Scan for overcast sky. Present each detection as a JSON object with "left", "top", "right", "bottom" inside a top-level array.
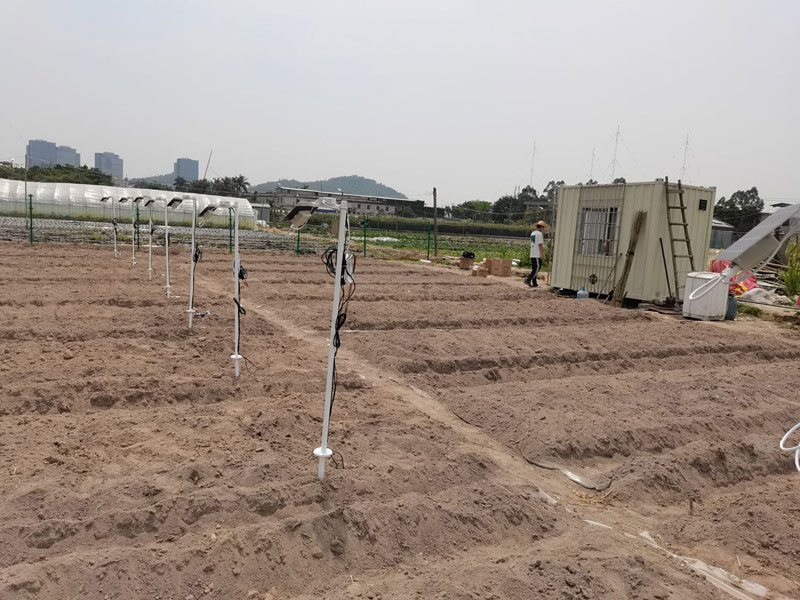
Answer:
[{"left": 2, "top": 0, "right": 798, "bottom": 206}]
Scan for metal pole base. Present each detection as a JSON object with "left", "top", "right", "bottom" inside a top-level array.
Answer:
[
  {"left": 148, "top": 269, "right": 153, "bottom": 281},
  {"left": 231, "top": 353, "right": 242, "bottom": 377},
  {"left": 313, "top": 446, "right": 333, "bottom": 480},
  {"left": 165, "top": 285, "right": 171, "bottom": 298},
  {"left": 187, "top": 308, "right": 195, "bottom": 329}
]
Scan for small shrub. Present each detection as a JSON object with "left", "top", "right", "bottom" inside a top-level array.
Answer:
[
  {"left": 783, "top": 262, "right": 800, "bottom": 297},
  {"left": 738, "top": 304, "right": 762, "bottom": 317}
]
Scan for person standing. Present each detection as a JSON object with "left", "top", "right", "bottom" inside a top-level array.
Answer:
[{"left": 524, "top": 220, "right": 548, "bottom": 287}]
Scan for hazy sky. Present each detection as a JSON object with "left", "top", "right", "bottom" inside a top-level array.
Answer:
[{"left": 2, "top": 0, "right": 798, "bottom": 206}]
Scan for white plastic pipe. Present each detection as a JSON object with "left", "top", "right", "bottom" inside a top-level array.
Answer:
[
  {"left": 780, "top": 422, "right": 800, "bottom": 472},
  {"left": 112, "top": 200, "right": 118, "bottom": 257},
  {"left": 131, "top": 203, "right": 137, "bottom": 267},
  {"left": 315, "top": 199, "right": 348, "bottom": 481},
  {"left": 148, "top": 208, "right": 153, "bottom": 281},
  {"left": 231, "top": 203, "right": 242, "bottom": 377},
  {"left": 164, "top": 202, "right": 172, "bottom": 297},
  {"left": 187, "top": 198, "right": 197, "bottom": 329}
]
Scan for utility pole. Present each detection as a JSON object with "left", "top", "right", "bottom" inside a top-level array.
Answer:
[
  {"left": 433, "top": 187, "right": 438, "bottom": 258},
  {"left": 529, "top": 141, "right": 536, "bottom": 188},
  {"left": 611, "top": 125, "right": 620, "bottom": 180},
  {"left": 680, "top": 134, "right": 689, "bottom": 181}
]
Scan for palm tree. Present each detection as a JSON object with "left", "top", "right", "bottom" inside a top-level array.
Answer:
[{"left": 233, "top": 174, "right": 249, "bottom": 194}]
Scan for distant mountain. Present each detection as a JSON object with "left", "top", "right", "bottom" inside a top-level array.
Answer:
[{"left": 252, "top": 175, "right": 406, "bottom": 198}]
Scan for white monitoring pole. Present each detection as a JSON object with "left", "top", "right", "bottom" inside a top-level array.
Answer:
[
  {"left": 164, "top": 198, "right": 183, "bottom": 297},
  {"left": 112, "top": 198, "right": 118, "bottom": 256},
  {"left": 187, "top": 198, "right": 198, "bottom": 328},
  {"left": 146, "top": 199, "right": 154, "bottom": 280},
  {"left": 231, "top": 202, "right": 243, "bottom": 377},
  {"left": 131, "top": 200, "right": 137, "bottom": 266},
  {"left": 314, "top": 199, "right": 349, "bottom": 481}
]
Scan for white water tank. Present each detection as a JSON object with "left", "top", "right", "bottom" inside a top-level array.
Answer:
[{"left": 682, "top": 272, "right": 728, "bottom": 320}]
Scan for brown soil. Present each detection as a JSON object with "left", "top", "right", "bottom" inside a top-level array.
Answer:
[{"left": 1, "top": 243, "right": 798, "bottom": 599}]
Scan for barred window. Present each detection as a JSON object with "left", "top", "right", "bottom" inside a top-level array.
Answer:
[{"left": 579, "top": 207, "right": 618, "bottom": 256}]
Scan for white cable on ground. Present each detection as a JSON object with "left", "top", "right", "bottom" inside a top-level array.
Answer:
[{"left": 780, "top": 423, "right": 800, "bottom": 472}]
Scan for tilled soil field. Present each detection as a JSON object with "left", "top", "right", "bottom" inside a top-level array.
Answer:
[{"left": 1, "top": 242, "right": 799, "bottom": 599}]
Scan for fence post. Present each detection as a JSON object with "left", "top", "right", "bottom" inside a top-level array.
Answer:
[
  {"left": 296, "top": 229, "right": 301, "bottom": 255},
  {"left": 426, "top": 221, "right": 431, "bottom": 260},
  {"left": 228, "top": 207, "right": 233, "bottom": 253},
  {"left": 136, "top": 205, "right": 140, "bottom": 249},
  {"left": 28, "top": 194, "right": 33, "bottom": 246},
  {"left": 362, "top": 218, "right": 367, "bottom": 257}
]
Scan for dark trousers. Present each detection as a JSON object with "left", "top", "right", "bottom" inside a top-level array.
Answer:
[{"left": 525, "top": 258, "right": 541, "bottom": 286}]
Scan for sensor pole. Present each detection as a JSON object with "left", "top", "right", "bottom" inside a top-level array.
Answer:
[
  {"left": 231, "top": 202, "right": 243, "bottom": 377},
  {"left": 164, "top": 202, "right": 172, "bottom": 297},
  {"left": 112, "top": 199, "right": 119, "bottom": 257},
  {"left": 148, "top": 207, "right": 153, "bottom": 281},
  {"left": 187, "top": 198, "right": 197, "bottom": 328},
  {"left": 315, "top": 199, "right": 348, "bottom": 481},
  {"left": 131, "top": 202, "right": 137, "bottom": 267}
]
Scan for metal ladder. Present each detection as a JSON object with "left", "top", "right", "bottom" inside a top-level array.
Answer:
[{"left": 664, "top": 176, "right": 696, "bottom": 303}]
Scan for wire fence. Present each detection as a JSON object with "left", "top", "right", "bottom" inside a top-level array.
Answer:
[{"left": 0, "top": 194, "right": 553, "bottom": 270}]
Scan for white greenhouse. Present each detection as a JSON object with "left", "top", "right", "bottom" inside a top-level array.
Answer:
[{"left": 0, "top": 178, "right": 256, "bottom": 229}]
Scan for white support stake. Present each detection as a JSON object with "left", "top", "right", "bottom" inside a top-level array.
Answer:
[
  {"left": 112, "top": 200, "right": 119, "bottom": 257},
  {"left": 314, "top": 199, "right": 348, "bottom": 481},
  {"left": 131, "top": 203, "right": 137, "bottom": 266},
  {"left": 230, "top": 203, "right": 242, "bottom": 377},
  {"left": 164, "top": 202, "right": 171, "bottom": 297},
  {"left": 187, "top": 198, "right": 197, "bottom": 329},
  {"left": 148, "top": 208, "right": 153, "bottom": 281}
]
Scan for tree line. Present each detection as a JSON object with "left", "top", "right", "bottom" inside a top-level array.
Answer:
[
  {"left": 132, "top": 175, "right": 250, "bottom": 196},
  {"left": 0, "top": 163, "right": 113, "bottom": 185}
]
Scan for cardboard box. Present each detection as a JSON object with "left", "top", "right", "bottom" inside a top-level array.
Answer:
[
  {"left": 490, "top": 258, "right": 512, "bottom": 277},
  {"left": 475, "top": 267, "right": 489, "bottom": 278},
  {"left": 458, "top": 257, "right": 474, "bottom": 270}
]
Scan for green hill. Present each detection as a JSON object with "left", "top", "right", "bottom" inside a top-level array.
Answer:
[{"left": 252, "top": 175, "right": 406, "bottom": 198}]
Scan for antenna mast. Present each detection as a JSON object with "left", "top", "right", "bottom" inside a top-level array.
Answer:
[
  {"left": 589, "top": 147, "right": 595, "bottom": 181},
  {"left": 529, "top": 142, "right": 536, "bottom": 188},
  {"left": 611, "top": 125, "right": 620, "bottom": 180},
  {"left": 202, "top": 150, "right": 213, "bottom": 180},
  {"left": 680, "top": 134, "right": 689, "bottom": 181}
]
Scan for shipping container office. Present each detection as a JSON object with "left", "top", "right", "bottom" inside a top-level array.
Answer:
[{"left": 550, "top": 180, "right": 716, "bottom": 302}]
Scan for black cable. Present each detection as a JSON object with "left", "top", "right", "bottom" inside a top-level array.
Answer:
[{"left": 320, "top": 229, "right": 357, "bottom": 418}]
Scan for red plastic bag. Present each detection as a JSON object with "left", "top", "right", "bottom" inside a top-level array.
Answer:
[{"left": 709, "top": 259, "right": 759, "bottom": 296}]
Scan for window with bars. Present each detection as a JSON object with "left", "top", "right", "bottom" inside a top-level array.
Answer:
[{"left": 579, "top": 207, "right": 618, "bottom": 256}]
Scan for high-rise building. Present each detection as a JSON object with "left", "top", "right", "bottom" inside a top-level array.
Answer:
[
  {"left": 95, "top": 152, "right": 124, "bottom": 181},
  {"left": 174, "top": 157, "right": 199, "bottom": 182},
  {"left": 26, "top": 139, "right": 57, "bottom": 167},
  {"left": 26, "top": 139, "right": 81, "bottom": 167},
  {"left": 55, "top": 145, "right": 80, "bottom": 167}
]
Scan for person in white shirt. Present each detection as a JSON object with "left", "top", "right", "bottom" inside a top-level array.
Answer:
[{"left": 524, "top": 221, "right": 548, "bottom": 287}]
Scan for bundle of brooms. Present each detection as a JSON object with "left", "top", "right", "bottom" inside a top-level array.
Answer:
[{"left": 612, "top": 210, "right": 647, "bottom": 307}]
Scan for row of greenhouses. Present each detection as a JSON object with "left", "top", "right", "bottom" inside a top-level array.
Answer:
[{"left": 0, "top": 178, "right": 256, "bottom": 229}]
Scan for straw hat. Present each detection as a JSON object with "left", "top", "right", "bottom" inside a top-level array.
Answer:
[{"left": 534, "top": 220, "right": 549, "bottom": 229}]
